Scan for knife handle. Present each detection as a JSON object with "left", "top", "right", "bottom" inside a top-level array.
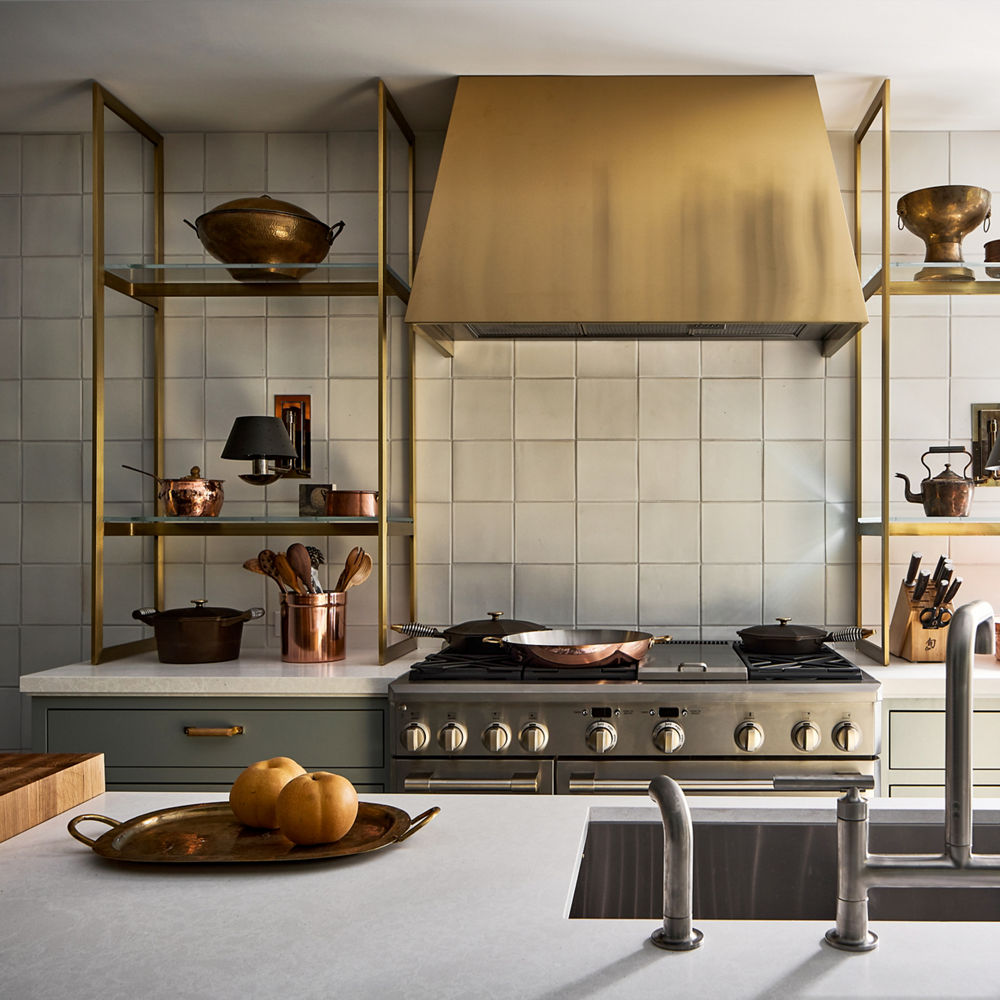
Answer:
[
  {"left": 942, "top": 576, "right": 962, "bottom": 606},
  {"left": 911, "top": 570, "right": 930, "bottom": 603},
  {"left": 905, "top": 552, "right": 922, "bottom": 587},
  {"left": 931, "top": 554, "right": 948, "bottom": 585}
]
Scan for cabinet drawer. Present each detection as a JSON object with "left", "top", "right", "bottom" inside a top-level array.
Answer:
[
  {"left": 46, "top": 707, "right": 384, "bottom": 769},
  {"left": 888, "top": 785, "right": 1000, "bottom": 798},
  {"left": 888, "top": 710, "right": 1000, "bottom": 770}
]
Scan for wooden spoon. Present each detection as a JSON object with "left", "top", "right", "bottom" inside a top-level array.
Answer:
[
  {"left": 274, "top": 551, "right": 307, "bottom": 595},
  {"left": 334, "top": 546, "right": 363, "bottom": 592},
  {"left": 257, "top": 549, "right": 287, "bottom": 594},
  {"left": 286, "top": 543, "right": 316, "bottom": 594},
  {"left": 344, "top": 551, "right": 372, "bottom": 591}
]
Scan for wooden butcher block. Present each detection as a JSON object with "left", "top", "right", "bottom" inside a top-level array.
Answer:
[{"left": 0, "top": 753, "right": 105, "bottom": 843}]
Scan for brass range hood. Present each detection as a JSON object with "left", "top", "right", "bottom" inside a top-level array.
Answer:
[{"left": 406, "top": 76, "right": 868, "bottom": 354}]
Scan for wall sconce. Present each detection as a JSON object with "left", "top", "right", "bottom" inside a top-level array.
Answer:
[{"left": 221, "top": 416, "right": 298, "bottom": 485}]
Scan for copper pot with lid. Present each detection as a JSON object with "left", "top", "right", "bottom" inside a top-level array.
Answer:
[
  {"left": 122, "top": 464, "right": 224, "bottom": 517},
  {"left": 184, "top": 195, "right": 346, "bottom": 281},
  {"left": 895, "top": 446, "right": 975, "bottom": 517}
]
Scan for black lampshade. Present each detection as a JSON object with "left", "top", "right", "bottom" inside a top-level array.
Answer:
[
  {"left": 221, "top": 416, "right": 298, "bottom": 460},
  {"left": 986, "top": 436, "right": 1000, "bottom": 472}
]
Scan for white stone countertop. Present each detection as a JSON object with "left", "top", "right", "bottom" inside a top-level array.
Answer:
[
  {"left": 18, "top": 646, "right": 425, "bottom": 697},
  {"left": 4, "top": 790, "right": 1000, "bottom": 1000},
  {"left": 22, "top": 639, "right": 1000, "bottom": 702}
]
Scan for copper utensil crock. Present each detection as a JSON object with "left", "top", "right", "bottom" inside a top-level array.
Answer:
[{"left": 281, "top": 591, "right": 346, "bottom": 663}]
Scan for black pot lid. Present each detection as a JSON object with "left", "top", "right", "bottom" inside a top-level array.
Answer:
[
  {"left": 152, "top": 600, "right": 242, "bottom": 622},
  {"left": 447, "top": 612, "right": 545, "bottom": 637},
  {"left": 738, "top": 619, "right": 827, "bottom": 640}
]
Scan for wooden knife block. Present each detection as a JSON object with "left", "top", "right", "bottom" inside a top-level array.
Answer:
[{"left": 888, "top": 582, "right": 951, "bottom": 662}]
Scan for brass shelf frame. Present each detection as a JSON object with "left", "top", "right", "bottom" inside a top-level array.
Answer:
[
  {"left": 853, "top": 79, "right": 1000, "bottom": 665},
  {"left": 90, "top": 80, "right": 418, "bottom": 665}
]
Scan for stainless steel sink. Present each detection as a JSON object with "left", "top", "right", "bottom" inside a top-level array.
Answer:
[{"left": 569, "top": 817, "right": 1000, "bottom": 921}]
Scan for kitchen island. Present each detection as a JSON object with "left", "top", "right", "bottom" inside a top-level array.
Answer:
[{"left": 3, "top": 790, "right": 998, "bottom": 999}]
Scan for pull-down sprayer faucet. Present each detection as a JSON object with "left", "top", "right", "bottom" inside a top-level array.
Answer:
[{"left": 827, "top": 600, "right": 1000, "bottom": 951}]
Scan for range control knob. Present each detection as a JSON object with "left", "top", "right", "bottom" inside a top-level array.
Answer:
[
  {"left": 482, "top": 723, "right": 511, "bottom": 753},
  {"left": 653, "top": 721, "right": 685, "bottom": 754},
  {"left": 791, "top": 721, "right": 821, "bottom": 753},
  {"left": 734, "top": 721, "right": 765, "bottom": 753},
  {"left": 833, "top": 721, "right": 862, "bottom": 753},
  {"left": 438, "top": 722, "right": 467, "bottom": 752},
  {"left": 401, "top": 722, "right": 429, "bottom": 752},
  {"left": 586, "top": 721, "right": 617, "bottom": 754},
  {"left": 519, "top": 722, "right": 549, "bottom": 753}
]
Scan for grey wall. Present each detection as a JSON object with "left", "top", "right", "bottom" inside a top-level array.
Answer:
[{"left": 5, "top": 126, "right": 1000, "bottom": 751}]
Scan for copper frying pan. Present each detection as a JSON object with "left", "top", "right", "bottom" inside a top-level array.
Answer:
[{"left": 484, "top": 629, "right": 670, "bottom": 667}]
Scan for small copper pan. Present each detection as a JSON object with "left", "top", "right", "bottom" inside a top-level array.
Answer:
[
  {"left": 484, "top": 629, "right": 670, "bottom": 667},
  {"left": 324, "top": 489, "right": 378, "bottom": 517}
]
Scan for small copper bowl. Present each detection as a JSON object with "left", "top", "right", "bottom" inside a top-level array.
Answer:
[
  {"left": 985, "top": 238, "right": 1000, "bottom": 279},
  {"left": 324, "top": 490, "right": 378, "bottom": 517}
]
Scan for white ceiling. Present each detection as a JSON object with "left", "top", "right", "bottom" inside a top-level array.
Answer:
[{"left": 2, "top": 0, "right": 1000, "bottom": 134}]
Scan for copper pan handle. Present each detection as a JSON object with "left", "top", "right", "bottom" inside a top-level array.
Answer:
[{"left": 183, "top": 725, "right": 245, "bottom": 738}]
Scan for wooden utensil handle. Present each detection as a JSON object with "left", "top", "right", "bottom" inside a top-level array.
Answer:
[{"left": 183, "top": 726, "right": 245, "bottom": 738}]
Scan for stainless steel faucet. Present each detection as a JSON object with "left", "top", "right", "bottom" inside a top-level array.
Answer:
[
  {"left": 827, "top": 600, "right": 1000, "bottom": 952},
  {"left": 648, "top": 774, "right": 703, "bottom": 950}
]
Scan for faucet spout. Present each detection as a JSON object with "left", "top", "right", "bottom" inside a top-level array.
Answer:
[
  {"left": 946, "top": 600, "right": 995, "bottom": 863},
  {"left": 648, "top": 774, "right": 703, "bottom": 951}
]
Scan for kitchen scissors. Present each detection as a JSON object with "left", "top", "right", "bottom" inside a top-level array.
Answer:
[{"left": 920, "top": 606, "right": 953, "bottom": 629}]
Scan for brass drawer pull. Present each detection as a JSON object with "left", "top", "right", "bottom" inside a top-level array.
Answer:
[{"left": 183, "top": 725, "right": 245, "bottom": 738}]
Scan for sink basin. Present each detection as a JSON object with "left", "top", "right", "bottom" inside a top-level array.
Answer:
[{"left": 570, "top": 816, "right": 1000, "bottom": 921}]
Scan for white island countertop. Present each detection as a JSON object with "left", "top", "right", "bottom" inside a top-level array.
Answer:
[{"left": 4, "top": 790, "right": 1000, "bottom": 999}]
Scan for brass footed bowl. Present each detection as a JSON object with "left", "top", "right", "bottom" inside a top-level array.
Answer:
[{"left": 897, "top": 185, "right": 991, "bottom": 264}]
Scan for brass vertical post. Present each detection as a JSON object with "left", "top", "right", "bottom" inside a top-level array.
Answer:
[{"left": 90, "top": 84, "right": 105, "bottom": 664}]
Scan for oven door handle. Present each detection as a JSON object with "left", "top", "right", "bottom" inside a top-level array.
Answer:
[
  {"left": 403, "top": 771, "right": 542, "bottom": 793},
  {"left": 567, "top": 774, "right": 876, "bottom": 794}
]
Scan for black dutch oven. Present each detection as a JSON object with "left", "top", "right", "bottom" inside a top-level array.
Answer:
[
  {"left": 391, "top": 612, "right": 547, "bottom": 653},
  {"left": 133, "top": 600, "right": 264, "bottom": 664},
  {"left": 737, "top": 618, "right": 872, "bottom": 655}
]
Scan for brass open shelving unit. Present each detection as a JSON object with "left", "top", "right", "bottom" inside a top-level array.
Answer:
[
  {"left": 90, "top": 80, "right": 424, "bottom": 665},
  {"left": 853, "top": 80, "right": 1000, "bottom": 664}
]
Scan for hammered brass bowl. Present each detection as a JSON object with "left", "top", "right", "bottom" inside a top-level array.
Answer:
[
  {"left": 185, "top": 195, "right": 346, "bottom": 281},
  {"left": 897, "top": 185, "right": 991, "bottom": 264}
]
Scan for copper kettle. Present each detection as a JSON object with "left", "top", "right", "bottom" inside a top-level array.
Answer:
[{"left": 895, "top": 446, "right": 974, "bottom": 517}]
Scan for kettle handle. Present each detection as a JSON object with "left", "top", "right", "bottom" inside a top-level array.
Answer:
[{"left": 922, "top": 446, "right": 973, "bottom": 478}]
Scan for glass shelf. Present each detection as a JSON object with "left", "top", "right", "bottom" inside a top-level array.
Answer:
[
  {"left": 864, "top": 261, "right": 1000, "bottom": 298},
  {"left": 102, "top": 259, "right": 411, "bottom": 300},
  {"left": 102, "top": 515, "right": 414, "bottom": 537},
  {"left": 858, "top": 516, "right": 1000, "bottom": 537}
]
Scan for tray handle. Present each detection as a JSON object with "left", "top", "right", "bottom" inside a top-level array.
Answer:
[
  {"left": 68, "top": 814, "right": 120, "bottom": 847},
  {"left": 394, "top": 806, "right": 440, "bottom": 844}
]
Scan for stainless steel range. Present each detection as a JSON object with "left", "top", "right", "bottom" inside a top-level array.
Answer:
[{"left": 389, "top": 640, "right": 881, "bottom": 795}]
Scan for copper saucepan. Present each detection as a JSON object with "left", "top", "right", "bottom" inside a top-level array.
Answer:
[
  {"left": 122, "top": 464, "right": 224, "bottom": 517},
  {"left": 323, "top": 489, "right": 378, "bottom": 517},
  {"left": 484, "top": 629, "right": 671, "bottom": 667}
]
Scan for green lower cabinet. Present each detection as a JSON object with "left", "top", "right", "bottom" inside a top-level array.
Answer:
[{"left": 31, "top": 696, "right": 389, "bottom": 792}]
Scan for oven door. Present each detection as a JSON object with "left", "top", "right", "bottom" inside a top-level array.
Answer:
[
  {"left": 556, "top": 757, "right": 878, "bottom": 796},
  {"left": 393, "top": 757, "right": 554, "bottom": 794}
]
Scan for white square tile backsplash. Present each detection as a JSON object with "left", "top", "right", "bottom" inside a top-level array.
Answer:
[{"left": 7, "top": 124, "right": 1000, "bottom": 751}]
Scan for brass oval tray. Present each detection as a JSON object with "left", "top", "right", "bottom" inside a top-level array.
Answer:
[{"left": 67, "top": 801, "right": 439, "bottom": 864}]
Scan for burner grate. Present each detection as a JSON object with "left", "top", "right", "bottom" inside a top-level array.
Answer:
[
  {"left": 407, "top": 648, "right": 638, "bottom": 682},
  {"left": 736, "top": 643, "right": 864, "bottom": 681}
]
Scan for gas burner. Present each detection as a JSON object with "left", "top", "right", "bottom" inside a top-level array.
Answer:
[
  {"left": 735, "top": 643, "right": 864, "bottom": 682},
  {"left": 407, "top": 648, "right": 638, "bottom": 682}
]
